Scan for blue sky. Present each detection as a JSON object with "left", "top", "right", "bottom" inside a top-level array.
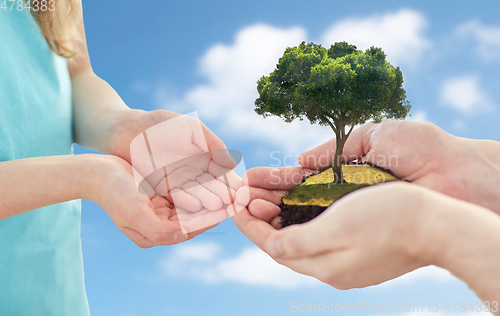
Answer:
[{"left": 75, "top": 1, "right": 500, "bottom": 315}]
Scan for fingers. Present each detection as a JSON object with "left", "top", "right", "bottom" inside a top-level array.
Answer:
[
  {"left": 170, "top": 188, "right": 203, "bottom": 212},
  {"left": 261, "top": 208, "right": 344, "bottom": 259},
  {"left": 208, "top": 168, "right": 243, "bottom": 195},
  {"left": 234, "top": 205, "right": 332, "bottom": 258},
  {"left": 235, "top": 186, "right": 286, "bottom": 206},
  {"left": 181, "top": 181, "right": 223, "bottom": 211},
  {"left": 242, "top": 166, "right": 315, "bottom": 190},
  {"left": 196, "top": 120, "right": 238, "bottom": 171},
  {"left": 270, "top": 216, "right": 282, "bottom": 229},
  {"left": 201, "top": 122, "right": 226, "bottom": 151},
  {"left": 200, "top": 122, "right": 239, "bottom": 169},
  {"left": 120, "top": 226, "right": 157, "bottom": 248},
  {"left": 197, "top": 173, "right": 235, "bottom": 205},
  {"left": 298, "top": 122, "right": 378, "bottom": 169},
  {"left": 248, "top": 199, "right": 281, "bottom": 223},
  {"left": 125, "top": 214, "right": 185, "bottom": 246},
  {"left": 232, "top": 207, "right": 278, "bottom": 251},
  {"left": 178, "top": 208, "right": 229, "bottom": 233},
  {"left": 211, "top": 148, "right": 238, "bottom": 170},
  {"left": 123, "top": 198, "right": 187, "bottom": 245}
]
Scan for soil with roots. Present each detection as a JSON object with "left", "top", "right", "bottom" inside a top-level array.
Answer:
[{"left": 279, "top": 163, "right": 398, "bottom": 228}]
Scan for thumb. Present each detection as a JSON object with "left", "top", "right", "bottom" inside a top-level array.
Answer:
[
  {"left": 298, "top": 122, "right": 377, "bottom": 169},
  {"left": 264, "top": 218, "right": 335, "bottom": 259},
  {"left": 200, "top": 123, "right": 239, "bottom": 170}
]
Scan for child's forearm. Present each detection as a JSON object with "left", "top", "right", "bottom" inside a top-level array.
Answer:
[
  {"left": 429, "top": 197, "right": 500, "bottom": 309},
  {"left": 0, "top": 155, "right": 100, "bottom": 220},
  {"left": 71, "top": 70, "right": 132, "bottom": 153}
]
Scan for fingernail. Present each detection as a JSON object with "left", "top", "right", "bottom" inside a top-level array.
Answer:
[
  {"left": 235, "top": 187, "right": 250, "bottom": 206},
  {"left": 269, "top": 238, "right": 284, "bottom": 257}
]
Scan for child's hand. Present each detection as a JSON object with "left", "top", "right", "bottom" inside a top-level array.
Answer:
[
  {"left": 88, "top": 155, "right": 232, "bottom": 247},
  {"left": 98, "top": 110, "right": 246, "bottom": 236}
]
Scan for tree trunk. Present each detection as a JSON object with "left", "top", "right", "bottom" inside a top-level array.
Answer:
[
  {"left": 332, "top": 122, "right": 347, "bottom": 184},
  {"left": 322, "top": 116, "right": 347, "bottom": 184},
  {"left": 332, "top": 137, "right": 345, "bottom": 183}
]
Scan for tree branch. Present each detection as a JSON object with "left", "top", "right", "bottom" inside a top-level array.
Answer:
[
  {"left": 346, "top": 111, "right": 358, "bottom": 139},
  {"left": 346, "top": 122, "right": 355, "bottom": 138},
  {"left": 339, "top": 114, "right": 344, "bottom": 131},
  {"left": 321, "top": 115, "right": 337, "bottom": 134}
]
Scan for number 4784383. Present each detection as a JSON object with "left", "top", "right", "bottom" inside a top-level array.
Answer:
[{"left": 0, "top": 0, "right": 55, "bottom": 12}]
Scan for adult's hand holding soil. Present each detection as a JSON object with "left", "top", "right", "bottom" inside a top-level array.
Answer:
[
  {"left": 300, "top": 120, "right": 500, "bottom": 215},
  {"left": 234, "top": 182, "right": 436, "bottom": 289},
  {"left": 234, "top": 181, "right": 500, "bottom": 304}
]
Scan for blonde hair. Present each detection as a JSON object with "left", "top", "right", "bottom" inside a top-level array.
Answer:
[{"left": 30, "top": 0, "right": 82, "bottom": 58}]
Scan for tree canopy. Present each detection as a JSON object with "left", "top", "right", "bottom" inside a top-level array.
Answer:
[{"left": 255, "top": 41, "right": 411, "bottom": 182}]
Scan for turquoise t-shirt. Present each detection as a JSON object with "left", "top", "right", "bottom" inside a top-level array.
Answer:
[{"left": 0, "top": 9, "right": 89, "bottom": 316}]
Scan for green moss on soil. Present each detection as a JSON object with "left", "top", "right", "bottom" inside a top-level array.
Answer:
[{"left": 283, "top": 183, "right": 368, "bottom": 207}]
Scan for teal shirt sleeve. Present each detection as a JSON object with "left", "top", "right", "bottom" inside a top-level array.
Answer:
[{"left": 0, "top": 9, "right": 90, "bottom": 316}]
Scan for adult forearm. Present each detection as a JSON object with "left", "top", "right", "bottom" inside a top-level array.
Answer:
[
  {"left": 0, "top": 155, "right": 98, "bottom": 220},
  {"left": 430, "top": 197, "right": 500, "bottom": 308},
  {"left": 71, "top": 70, "right": 130, "bottom": 152},
  {"left": 449, "top": 137, "right": 500, "bottom": 215}
]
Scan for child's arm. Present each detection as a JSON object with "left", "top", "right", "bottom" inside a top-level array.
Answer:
[
  {"left": 67, "top": 14, "right": 222, "bottom": 165},
  {"left": 0, "top": 154, "right": 189, "bottom": 246},
  {"left": 0, "top": 155, "right": 100, "bottom": 220},
  {"left": 68, "top": 18, "right": 131, "bottom": 154}
]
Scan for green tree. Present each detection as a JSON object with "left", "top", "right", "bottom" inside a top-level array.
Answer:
[{"left": 255, "top": 41, "right": 411, "bottom": 183}]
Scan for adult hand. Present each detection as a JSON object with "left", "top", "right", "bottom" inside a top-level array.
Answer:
[
  {"left": 234, "top": 181, "right": 500, "bottom": 304},
  {"left": 299, "top": 120, "right": 500, "bottom": 215},
  {"left": 235, "top": 119, "right": 500, "bottom": 229},
  {"left": 234, "top": 182, "right": 437, "bottom": 289},
  {"left": 234, "top": 180, "right": 500, "bottom": 306}
]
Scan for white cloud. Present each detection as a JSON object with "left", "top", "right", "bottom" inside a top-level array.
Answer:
[
  {"left": 440, "top": 75, "right": 493, "bottom": 114},
  {"left": 408, "top": 110, "right": 430, "bottom": 123},
  {"left": 160, "top": 242, "right": 320, "bottom": 289},
  {"left": 321, "top": 9, "right": 431, "bottom": 66},
  {"left": 456, "top": 20, "right": 500, "bottom": 61},
  {"left": 184, "top": 24, "right": 306, "bottom": 121},
  {"left": 160, "top": 243, "right": 463, "bottom": 290}
]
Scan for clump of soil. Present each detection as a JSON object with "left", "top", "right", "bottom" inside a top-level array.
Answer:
[
  {"left": 279, "top": 203, "right": 327, "bottom": 228},
  {"left": 279, "top": 163, "right": 397, "bottom": 228}
]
